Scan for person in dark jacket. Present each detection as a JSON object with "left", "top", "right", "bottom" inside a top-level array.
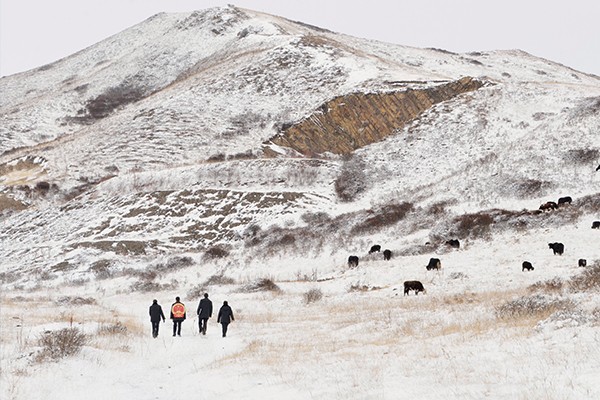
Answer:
[
  {"left": 217, "top": 300, "right": 234, "bottom": 338},
  {"left": 196, "top": 293, "right": 213, "bottom": 335},
  {"left": 149, "top": 299, "right": 166, "bottom": 338},
  {"left": 170, "top": 296, "right": 186, "bottom": 337}
]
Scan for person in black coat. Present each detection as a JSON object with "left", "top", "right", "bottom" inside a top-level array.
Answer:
[
  {"left": 149, "top": 299, "right": 166, "bottom": 338},
  {"left": 170, "top": 296, "right": 186, "bottom": 337},
  {"left": 196, "top": 293, "right": 213, "bottom": 335},
  {"left": 217, "top": 300, "right": 234, "bottom": 338}
]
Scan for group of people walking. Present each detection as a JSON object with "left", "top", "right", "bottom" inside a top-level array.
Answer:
[{"left": 149, "top": 294, "right": 234, "bottom": 338}]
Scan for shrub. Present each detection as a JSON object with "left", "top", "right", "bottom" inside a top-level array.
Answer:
[
  {"left": 241, "top": 278, "right": 281, "bottom": 293},
  {"left": 529, "top": 277, "right": 564, "bottom": 293},
  {"left": 203, "top": 246, "right": 230, "bottom": 260},
  {"left": 569, "top": 264, "right": 600, "bottom": 292},
  {"left": 89, "top": 260, "right": 113, "bottom": 280},
  {"left": 334, "top": 155, "right": 367, "bottom": 202},
  {"left": 129, "top": 280, "right": 178, "bottom": 293},
  {"left": 351, "top": 202, "right": 414, "bottom": 234},
  {"left": 495, "top": 294, "right": 575, "bottom": 320},
  {"left": 454, "top": 211, "right": 494, "bottom": 239},
  {"left": 203, "top": 274, "right": 236, "bottom": 286},
  {"left": 303, "top": 288, "right": 323, "bottom": 304},
  {"left": 187, "top": 285, "right": 207, "bottom": 299},
  {"left": 563, "top": 149, "right": 599, "bottom": 165},
  {"left": 56, "top": 296, "right": 96, "bottom": 306},
  {"left": 97, "top": 322, "right": 128, "bottom": 335},
  {"left": 35, "top": 328, "right": 87, "bottom": 362},
  {"left": 513, "top": 178, "right": 553, "bottom": 198}
]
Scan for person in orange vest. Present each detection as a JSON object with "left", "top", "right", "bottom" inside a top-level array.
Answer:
[{"left": 170, "top": 296, "right": 186, "bottom": 336}]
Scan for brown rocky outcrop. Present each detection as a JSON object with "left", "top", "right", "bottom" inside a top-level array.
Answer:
[{"left": 266, "top": 77, "right": 484, "bottom": 156}]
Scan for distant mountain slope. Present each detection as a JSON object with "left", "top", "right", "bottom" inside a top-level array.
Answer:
[{"left": 0, "top": 5, "right": 599, "bottom": 282}]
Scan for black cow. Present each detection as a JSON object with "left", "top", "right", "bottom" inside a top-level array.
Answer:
[
  {"left": 426, "top": 258, "right": 441, "bottom": 270},
  {"left": 404, "top": 281, "right": 425, "bottom": 295},
  {"left": 578, "top": 259, "right": 587, "bottom": 267},
  {"left": 522, "top": 261, "right": 534, "bottom": 271},
  {"left": 348, "top": 255, "right": 359, "bottom": 268},
  {"left": 592, "top": 221, "right": 600, "bottom": 229},
  {"left": 596, "top": 164, "right": 600, "bottom": 171},
  {"left": 446, "top": 239, "right": 460, "bottom": 249},
  {"left": 539, "top": 201, "right": 558, "bottom": 212},
  {"left": 383, "top": 249, "right": 392, "bottom": 261},
  {"left": 557, "top": 196, "right": 572, "bottom": 206},
  {"left": 369, "top": 245, "right": 381, "bottom": 254},
  {"left": 548, "top": 242, "right": 564, "bottom": 255}
]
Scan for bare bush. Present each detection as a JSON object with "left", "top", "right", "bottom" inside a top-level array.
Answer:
[
  {"left": 563, "top": 148, "right": 599, "bottom": 165},
  {"left": 348, "top": 282, "right": 380, "bottom": 292},
  {"left": 569, "top": 264, "right": 600, "bottom": 292},
  {"left": 513, "top": 178, "right": 554, "bottom": 198},
  {"left": 187, "top": 285, "right": 207, "bottom": 299},
  {"left": 334, "top": 155, "right": 367, "bottom": 202},
  {"left": 529, "top": 277, "right": 565, "bottom": 293},
  {"left": 129, "top": 280, "right": 178, "bottom": 293},
  {"left": 351, "top": 202, "right": 414, "bottom": 234},
  {"left": 56, "top": 296, "right": 97, "bottom": 306},
  {"left": 241, "top": 278, "right": 281, "bottom": 293},
  {"left": 89, "top": 259, "right": 113, "bottom": 280},
  {"left": 453, "top": 211, "right": 494, "bottom": 239},
  {"left": 203, "top": 274, "right": 236, "bottom": 286},
  {"left": 203, "top": 246, "right": 230, "bottom": 261},
  {"left": 301, "top": 211, "right": 331, "bottom": 226},
  {"left": 303, "top": 288, "right": 323, "bottom": 304},
  {"left": 35, "top": 328, "right": 87, "bottom": 362},
  {"left": 97, "top": 322, "right": 128, "bottom": 336},
  {"left": 495, "top": 294, "right": 575, "bottom": 320}
]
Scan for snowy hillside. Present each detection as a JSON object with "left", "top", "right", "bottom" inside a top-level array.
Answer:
[{"left": 1, "top": 5, "right": 600, "bottom": 400}]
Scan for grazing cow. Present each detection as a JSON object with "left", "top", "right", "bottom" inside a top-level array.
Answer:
[
  {"left": 426, "top": 257, "right": 441, "bottom": 270},
  {"left": 383, "top": 249, "right": 392, "bottom": 261},
  {"left": 369, "top": 245, "right": 381, "bottom": 254},
  {"left": 446, "top": 239, "right": 460, "bottom": 249},
  {"left": 596, "top": 164, "right": 600, "bottom": 171},
  {"left": 539, "top": 201, "right": 558, "bottom": 212},
  {"left": 548, "top": 242, "right": 565, "bottom": 255},
  {"left": 592, "top": 221, "right": 600, "bottom": 229},
  {"left": 404, "top": 280, "right": 425, "bottom": 296},
  {"left": 522, "top": 261, "right": 534, "bottom": 271},
  {"left": 557, "top": 196, "right": 572, "bottom": 206},
  {"left": 578, "top": 259, "right": 587, "bottom": 267},
  {"left": 347, "top": 255, "right": 359, "bottom": 268}
]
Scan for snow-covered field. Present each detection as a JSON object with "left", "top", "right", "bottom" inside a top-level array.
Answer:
[{"left": 2, "top": 215, "right": 600, "bottom": 399}]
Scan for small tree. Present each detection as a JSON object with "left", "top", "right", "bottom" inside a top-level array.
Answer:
[{"left": 334, "top": 154, "right": 367, "bottom": 202}]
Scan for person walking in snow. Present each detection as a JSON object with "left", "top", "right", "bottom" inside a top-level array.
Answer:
[
  {"left": 196, "top": 293, "right": 213, "bottom": 335},
  {"left": 217, "top": 300, "right": 234, "bottom": 338},
  {"left": 149, "top": 299, "right": 166, "bottom": 338},
  {"left": 170, "top": 296, "right": 186, "bottom": 336}
]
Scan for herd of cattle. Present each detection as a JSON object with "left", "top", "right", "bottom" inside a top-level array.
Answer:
[{"left": 347, "top": 196, "right": 600, "bottom": 296}]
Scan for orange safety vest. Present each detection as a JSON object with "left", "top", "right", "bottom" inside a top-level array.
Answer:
[{"left": 172, "top": 303, "right": 186, "bottom": 319}]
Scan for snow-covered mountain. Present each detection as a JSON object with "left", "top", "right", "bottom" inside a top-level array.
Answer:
[
  {"left": 2, "top": 6, "right": 600, "bottom": 400},
  {"left": 1, "top": 5, "right": 599, "bottom": 282}
]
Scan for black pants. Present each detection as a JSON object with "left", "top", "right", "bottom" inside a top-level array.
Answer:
[
  {"left": 172, "top": 320, "right": 183, "bottom": 336},
  {"left": 199, "top": 318, "right": 209, "bottom": 334},
  {"left": 221, "top": 322, "right": 229, "bottom": 337},
  {"left": 151, "top": 321, "right": 160, "bottom": 338}
]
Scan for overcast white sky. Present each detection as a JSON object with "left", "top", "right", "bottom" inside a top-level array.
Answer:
[{"left": 0, "top": 0, "right": 598, "bottom": 77}]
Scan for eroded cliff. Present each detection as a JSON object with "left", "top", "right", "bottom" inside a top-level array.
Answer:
[{"left": 266, "top": 77, "right": 485, "bottom": 156}]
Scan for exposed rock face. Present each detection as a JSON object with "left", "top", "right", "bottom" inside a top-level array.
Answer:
[{"left": 267, "top": 77, "right": 484, "bottom": 156}]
